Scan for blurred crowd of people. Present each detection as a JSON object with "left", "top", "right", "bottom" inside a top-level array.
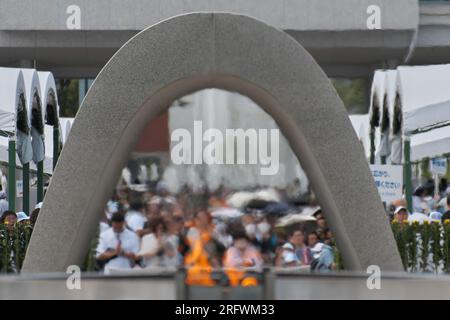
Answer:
[
  {"left": 4, "top": 176, "right": 448, "bottom": 280},
  {"left": 0, "top": 191, "right": 40, "bottom": 273},
  {"left": 390, "top": 181, "right": 450, "bottom": 224},
  {"left": 95, "top": 181, "right": 337, "bottom": 285}
]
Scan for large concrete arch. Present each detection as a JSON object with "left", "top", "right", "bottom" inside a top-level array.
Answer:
[{"left": 22, "top": 13, "right": 402, "bottom": 272}]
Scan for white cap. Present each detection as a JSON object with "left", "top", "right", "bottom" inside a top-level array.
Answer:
[
  {"left": 430, "top": 211, "right": 442, "bottom": 221},
  {"left": 35, "top": 202, "right": 43, "bottom": 209},
  {"left": 16, "top": 211, "right": 30, "bottom": 222},
  {"left": 394, "top": 206, "right": 407, "bottom": 215}
]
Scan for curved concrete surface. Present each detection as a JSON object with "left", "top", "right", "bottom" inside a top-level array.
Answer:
[{"left": 22, "top": 13, "right": 402, "bottom": 272}]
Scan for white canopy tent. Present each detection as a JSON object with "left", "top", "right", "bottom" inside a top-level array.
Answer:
[
  {"left": 21, "top": 69, "right": 48, "bottom": 212},
  {"left": 0, "top": 68, "right": 33, "bottom": 165},
  {"left": 363, "top": 65, "right": 450, "bottom": 165},
  {"left": 0, "top": 68, "right": 22, "bottom": 134},
  {"left": 365, "top": 65, "right": 450, "bottom": 212},
  {"left": 22, "top": 68, "right": 45, "bottom": 165},
  {"left": 410, "top": 126, "right": 450, "bottom": 162},
  {"left": 38, "top": 71, "right": 61, "bottom": 163},
  {"left": 384, "top": 69, "right": 402, "bottom": 164},
  {"left": 349, "top": 114, "right": 370, "bottom": 159},
  {"left": 382, "top": 64, "right": 450, "bottom": 166},
  {"left": 397, "top": 64, "right": 450, "bottom": 134},
  {"left": 0, "top": 68, "right": 53, "bottom": 175},
  {"left": 59, "top": 117, "right": 74, "bottom": 145},
  {"left": 369, "top": 70, "right": 387, "bottom": 163},
  {"left": 0, "top": 139, "right": 52, "bottom": 172},
  {"left": 43, "top": 125, "right": 54, "bottom": 159}
]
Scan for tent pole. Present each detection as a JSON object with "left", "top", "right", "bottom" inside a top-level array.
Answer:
[
  {"left": 53, "top": 125, "right": 59, "bottom": 170},
  {"left": 23, "top": 162, "right": 29, "bottom": 214},
  {"left": 370, "top": 128, "right": 375, "bottom": 164},
  {"left": 8, "top": 136, "right": 16, "bottom": 212},
  {"left": 403, "top": 136, "right": 413, "bottom": 213},
  {"left": 434, "top": 173, "right": 439, "bottom": 197},
  {"left": 37, "top": 161, "right": 44, "bottom": 203}
]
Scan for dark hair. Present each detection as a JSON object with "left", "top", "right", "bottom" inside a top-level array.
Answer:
[
  {"left": 288, "top": 228, "right": 303, "bottom": 238},
  {"left": 307, "top": 231, "right": 319, "bottom": 243},
  {"left": 306, "top": 231, "right": 320, "bottom": 246},
  {"left": 30, "top": 208, "right": 40, "bottom": 226},
  {"left": 149, "top": 218, "right": 167, "bottom": 233},
  {"left": 413, "top": 186, "right": 425, "bottom": 197},
  {"left": 1, "top": 210, "right": 16, "bottom": 223},
  {"left": 111, "top": 212, "right": 125, "bottom": 223},
  {"left": 228, "top": 223, "right": 248, "bottom": 241},
  {"left": 129, "top": 202, "right": 144, "bottom": 211},
  {"left": 232, "top": 229, "right": 248, "bottom": 241},
  {"left": 447, "top": 194, "right": 450, "bottom": 207},
  {"left": 313, "top": 209, "right": 323, "bottom": 218},
  {"left": 173, "top": 216, "right": 184, "bottom": 224}
]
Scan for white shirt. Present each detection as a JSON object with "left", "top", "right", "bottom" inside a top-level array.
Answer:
[
  {"left": 310, "top": 242, "right": 324, "bottom": 259},
  {"left": 125, "top": 210, "right": 147, "bottom": 232},
  {"left": 96, "top": 227, "right": 140, "bottom": 273},
  {"left": 138, "top": 233, "right": 162, "bottom": 268},
  {"left": 0, "top": 199, "right": 8, "bottom": 215},
  {"left": 138, "top": 233, "right": 181, "bottom": 268}
]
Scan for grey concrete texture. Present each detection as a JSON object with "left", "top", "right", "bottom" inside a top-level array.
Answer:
[
  {"left": 0, "top": 275, "right": 177, "bottom": 299},
  {"left": 0, "top": 0, "right": 418, "bottom": 31},
  {"left": 0, "top": 0, "right": 424, "bottom": 78},
  {"left": 22, "top": 12, "right": 403, "bottom": 272}
]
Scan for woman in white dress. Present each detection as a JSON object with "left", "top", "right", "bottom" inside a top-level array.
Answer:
[{"left": 137, "top": 218, "right": 167, "bottom": 268}]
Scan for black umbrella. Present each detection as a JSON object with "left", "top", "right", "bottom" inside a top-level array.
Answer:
[{"left": 263, "top": 202, "right": 290, "bottom": 215}]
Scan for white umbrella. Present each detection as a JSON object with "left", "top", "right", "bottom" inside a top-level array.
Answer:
[
  {"left": 226, "top": 188, "right": 280, "bottom": 208},
  {"left": 300, "top": 206, "right": 321, "bottom": 217},
  {"left": 129, "top": 184, "right": 148, "bottom": 192},
  {"left": 211, "top": 207, "right": 243, "bottom": 219},
  {"left": 276, "top": 213, "right": 316, "bottom": 228}
]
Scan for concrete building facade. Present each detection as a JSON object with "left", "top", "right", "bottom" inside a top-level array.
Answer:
[{"left": 3, "top": 0, "right": 447, "bottom": 78}]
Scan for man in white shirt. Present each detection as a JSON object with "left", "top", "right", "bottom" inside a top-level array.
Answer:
[
  {"left": 125, "top": 202, "right": 147, "bottom": 237},
  {"left": 96, "top": 212, "right": 140, "bottom": 274}
]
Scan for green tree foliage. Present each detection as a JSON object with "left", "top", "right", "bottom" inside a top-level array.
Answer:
[
  {"left": 331, "top": 78, "right": 368, "bottom": 114},
  {"left": 56, "top": 79, "right": 79, "bottom": 117},
  {"left": 56, "top": 78, "right": 369, "bottom": 118}
]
